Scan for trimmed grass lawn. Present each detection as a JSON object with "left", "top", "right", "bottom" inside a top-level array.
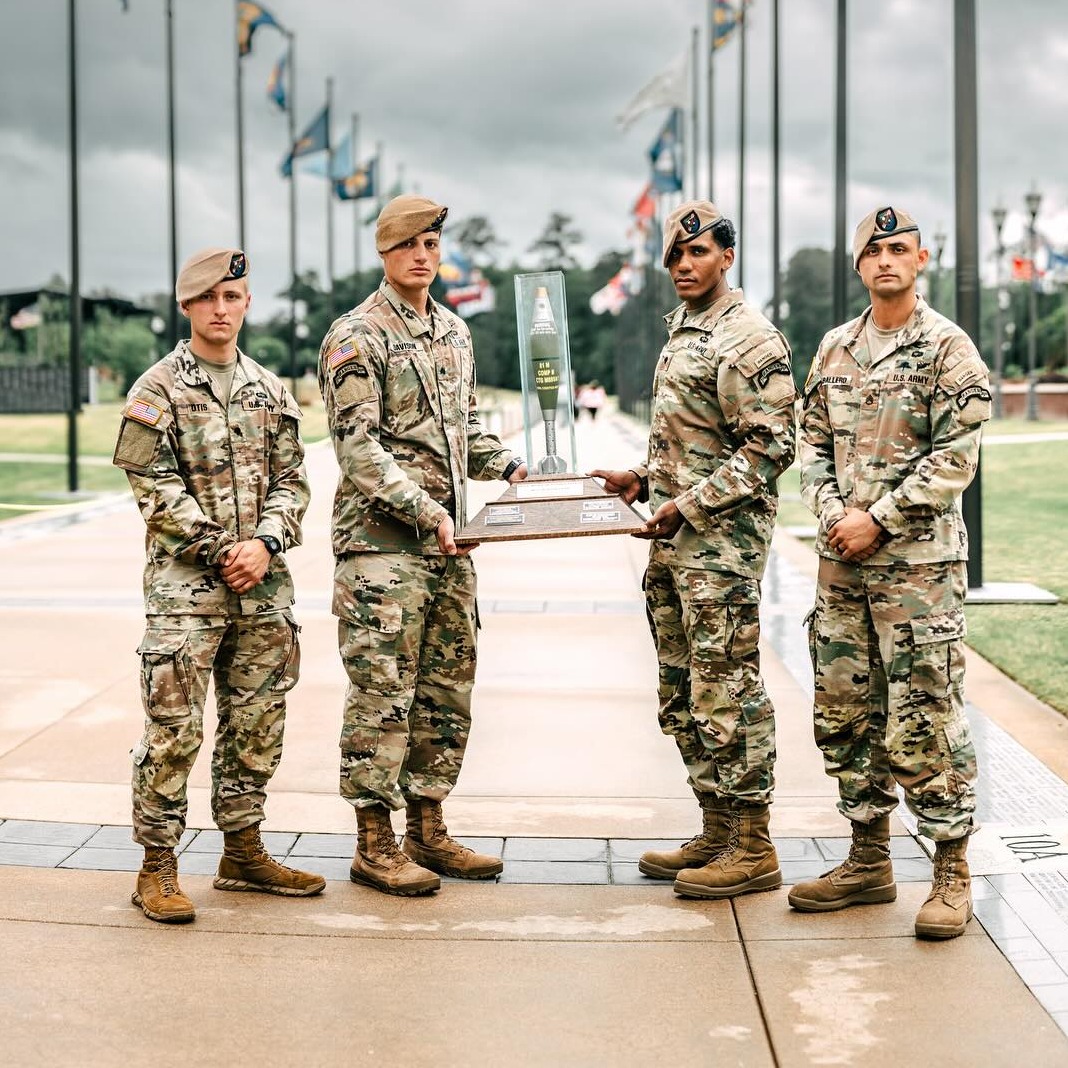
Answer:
[{"left": 775, "top": 419, "right": 1068, "bottom": 715}]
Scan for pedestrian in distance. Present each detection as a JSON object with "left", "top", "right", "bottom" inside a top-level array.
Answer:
[
  {"left": 592, "top": 199, "right": 797, "bottom": 900},
  {"left": 790, "top": 205, "right": 991, "bottom": 939},
  {"left": 318, "top": 195, "right": 527, "bottom": 896},
  {"left": 113, "top": 247, "right": 325, "bottom": 925}
]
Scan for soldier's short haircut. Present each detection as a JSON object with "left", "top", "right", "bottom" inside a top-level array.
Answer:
[{"left": 709, "top": 218, "right": 737, "bottom": 251}]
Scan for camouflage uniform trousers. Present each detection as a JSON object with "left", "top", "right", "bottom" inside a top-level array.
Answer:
[
  {"left": 131, "top": 611, "right": 301, "bottom": 848},
  {"left": 334, "top": 552, "right": 477, "bottom": 811},
  {"left": 644, "top": 558, "right": 776, "bottom": 805},
  {"left": 806, "top": 557, "right": 978, "bottom": 841}
]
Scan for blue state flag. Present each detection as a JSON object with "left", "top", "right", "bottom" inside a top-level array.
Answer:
[
  {"left": 712, "top": 0, "right": 741, "bottom": 50},
  {"left": 335, "top": 157, "right": 378, "bottom": 201},
  {"left": 280, "top": 104, "right": 330, "bottom": 178},
  {"left": 237, "top": 1, "right": 282, "bottom": 57},
  {"left": 649, "top": 108, "right": 683, "bottom": 193},
  {"left": 266, "top": 52, "right": 287, "bottom": 111},
  {"left": 303, "top": 134, "right": 353, "bottom": 180}
]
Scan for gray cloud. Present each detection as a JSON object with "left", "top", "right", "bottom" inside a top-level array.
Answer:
[{"left": 1, "top": 0, "right": 1066, "bottom": 322}]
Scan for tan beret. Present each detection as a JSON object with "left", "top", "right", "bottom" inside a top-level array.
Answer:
[
  {"left": 852, "top": 205, "right": 920, "bottom": 269},
  {"left": 662, "top": 199, "right": 723, "bottom": 267},
  {"left": 176, "top": 247, "right": 248, "bottom": 302},
  {"left": 375, "top": 195, "right": 448, "bottom": 253}
]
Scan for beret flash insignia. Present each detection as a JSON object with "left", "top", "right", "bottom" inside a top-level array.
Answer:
[
  {"left": 681, "top": 210, "right": 701, "bottom": 234},
  {"left": 875, "top": 207, "right": 897, "bottom": 233},
  {"left": 227, "top": 252, "right": 247, "bottom": 279}
]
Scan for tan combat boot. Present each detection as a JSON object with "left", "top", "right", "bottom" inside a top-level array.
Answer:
[
  {"left": 402, "top": 798, "right": 504, "bottom": 879},
  {"left": 214, "top": 825, "right": 326, "bottom": 897},
  {"left": 673, "top": 805, "right": 782, "bottom": 899},
  {"left": 638, "top": 798, "right": 729, "bottom": 879},
  {"left": 788, "top": 817, "right": 896, "bottom": 912},
  {"left": 915, "top": 837, "right": 973, "bottom": 940},
  {"left": 351, "top": 804, "right": 441, "bottom": 896},
  {"left": 132, "top": 846, "right": 196, "bottom": 924}
]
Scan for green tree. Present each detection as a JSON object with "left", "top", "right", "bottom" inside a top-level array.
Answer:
[
  {"left": 527, "top": 213, "right": 583, "bottom": 271},
  {"left": 451, "top": 216, "right": 503, "bottom": 266}
]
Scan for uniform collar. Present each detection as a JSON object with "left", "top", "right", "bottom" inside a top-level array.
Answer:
[
  {"left": 174, "top": 340, "right": 256, "bottom": 391},
  {"left": 380, "top": 280, "right": 437, "bottom": 339},
  {"left": 664, "top": 288, "right": 744, "bottom": 332},
  {"left": 846, "top": 296, "right": 931, "bottom": 353}
]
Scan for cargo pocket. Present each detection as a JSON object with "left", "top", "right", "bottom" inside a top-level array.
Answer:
[
  {"left": 338, "top": 600, "right": 403, "bottom": 695},
  {"left": 269, "top": 611, "right": 302, "bottom": 694},
  {"left": 908, "top": 609, "right": 966, "bottom": 705},
  {"left": 339, "top": 724, "right": 380, "bottom": 760},
  {"left": 137, "top": 629, "right": 191, "bottom": 724}
]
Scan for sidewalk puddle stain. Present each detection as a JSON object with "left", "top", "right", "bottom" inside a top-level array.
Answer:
[
  {"left": 707, "top": 1025, "right": 752, "bottom": 1041},
  {"left": 309, "top": 913, "right": 441, "bottom": 932},
  {"left": 452, "top": 904, "right": 715, "bottom": 937},
  {"left": 789, "top": 954, "right": 890, "bottom": 1065}
]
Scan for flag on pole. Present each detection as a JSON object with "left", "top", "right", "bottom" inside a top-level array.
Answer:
[
  {"left": 280, "top": 104, "right": 330, "bottom": 177},
  {"left": 300, "top": 133, "right": 352, "bottom": 179},
  {"left": 590, "top": 264, "right": 642, "bottom": 315},
  {"left": 444, "top": 272, "right": 496, "bottom": 318},
  {"left": 631, "top": 182, "right": 656, "bottom": 223},
  {"left": 266, "top": 51, "right": 287, "bottom": 111},
  {"left": 335, "top": 158, "right": 378, "bottom": 201},
  {"left": 615, "top": 53, "right": 689, "bottom": 131},
  {"left": 1012, "top": 256, "right": 1039, "bottom": 283},
  {"left": 649, "top": 108, "right": 684, "bottom": 193},
  {"left": 237, "top": 1, "right": 282, "bottom": 58},
  {"left": 712, "top": 0, "right": 742, "bottom": 49}
]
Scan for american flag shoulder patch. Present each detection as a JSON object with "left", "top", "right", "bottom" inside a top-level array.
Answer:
[
  {"left": 123, "top": 397, "right": 165, "bottom": 427},
  {"left": 327, "top": 339, "right": 359, "bottom": 369}
]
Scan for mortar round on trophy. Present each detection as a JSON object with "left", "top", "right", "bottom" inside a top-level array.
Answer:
[{"left": 529, "top": 286, "right": 568, "bottom": 475}]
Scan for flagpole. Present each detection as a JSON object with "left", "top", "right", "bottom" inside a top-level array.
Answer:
[
  {"left": 832, "top": 0, "right": 848, "bottom": 324},
  {"left": 351, "top": 112, "right": 361, "bottom": 281},
  {"left": 165, "top": 0, "right": 178, "bottom": 349},
  {"left": 66, "top": 0, "right": 81, "bottom": 493},
  {"left": 234, "top": 2, "right": 246, "bottom": 253},
  {"left": 954, "top": 0, "right": 982, "bottom": 587},
  {"left": 325, "top": 77, "right": 335, "bottom": 320},
  {"left": 737, "top": 0, "right": 747, "bottom": 290},
  {"left": 286, "top": 30, "right": 297, "bottom": 391},
  {"left": 771, "top": 0, "right": 782, "bottom": 327},
  {"left": 706, "top": 0, "right": 715, "bottom": 201},
  {"left": 690, "top": 26, "right": 699, "bottom": 198}
]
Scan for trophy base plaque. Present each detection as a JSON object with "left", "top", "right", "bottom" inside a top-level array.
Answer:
[{"left": 455, "top": 475, "right": 647, "bottom": 544}]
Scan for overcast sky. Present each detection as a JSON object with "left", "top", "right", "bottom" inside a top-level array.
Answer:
[{"left": 1, "top": 0, "right": 1067, "bottom": 323}]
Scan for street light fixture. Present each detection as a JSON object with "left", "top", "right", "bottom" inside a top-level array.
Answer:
[
  {"left": 991, "top": 204, "right": 1007, "bottom": 418},
  {"left": 1025, "top": 186, "right": 1042, "bottom": 421}
]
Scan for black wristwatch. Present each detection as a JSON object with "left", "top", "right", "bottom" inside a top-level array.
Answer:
[
  {"left": 501, "top": 457, "right": 525, "bottom": 481},
  {"left": 256, "top": 534, "right": 282, "bottom": 556}
]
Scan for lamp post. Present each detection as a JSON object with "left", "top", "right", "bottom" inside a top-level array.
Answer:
[
  {"left": 991, "top": 204, "right": 1007, "bottom": 418},
  {"left": 1025, "top": 186, "right": 1042, "bottom": 421},
  {"left": 931, "top": 229, "right": 947, "bottom": 312}
]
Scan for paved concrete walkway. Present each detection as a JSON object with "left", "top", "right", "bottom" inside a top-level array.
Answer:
[{"left": 2, "top": 411, "right": 1068, "bottom": 1065}]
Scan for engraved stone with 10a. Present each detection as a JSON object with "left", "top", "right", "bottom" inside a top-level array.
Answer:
[{"left": 517, "top": 272, "right": 578, "bottom": 475}]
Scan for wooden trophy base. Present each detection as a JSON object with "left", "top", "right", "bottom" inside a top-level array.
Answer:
[{"left": 455, "top": 475, "right": 647, "bottom": 544}]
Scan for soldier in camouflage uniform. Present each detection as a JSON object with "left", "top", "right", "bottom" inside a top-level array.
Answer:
[
  {"left": 113, "top": 247, "right": 325, "bottom": 924},
  {"left": 790, "top": 206, "right": 990, "bottom": 940},
  {"left": 319, "top": 195, "right": 527, "bottom": 896},
  {"left": 593, "top": 200, "right": 796, "bottom": 900}
]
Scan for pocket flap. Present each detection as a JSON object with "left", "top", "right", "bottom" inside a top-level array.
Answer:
[
  {"left": 688, "top": 571, "right": 760, "bottom": 607},
  {"left": 735, "top": 339, "right": 785, "bottom": 378},
  {"left": 910, "top": 609, "right": 966, "bottom": 645},
  {"left": 136, "top": 630, "right": 187, "bottom": 656},
  {"left": 338, "top": 598, "right": 402, "bottom": 635}
]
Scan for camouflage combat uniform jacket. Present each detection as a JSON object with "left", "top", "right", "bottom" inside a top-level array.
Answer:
[
  {"left": 634, "top": 290, "right": 797, "bottom": 577},
  {"left": 318, "top": 280, "right": 515, "bottom": 556},
  {"left": 799, "top": 298, "right": 991, "bottom": 564},
  {"left": 113, "top": 341, "right": 309, "bottom": 615}
]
